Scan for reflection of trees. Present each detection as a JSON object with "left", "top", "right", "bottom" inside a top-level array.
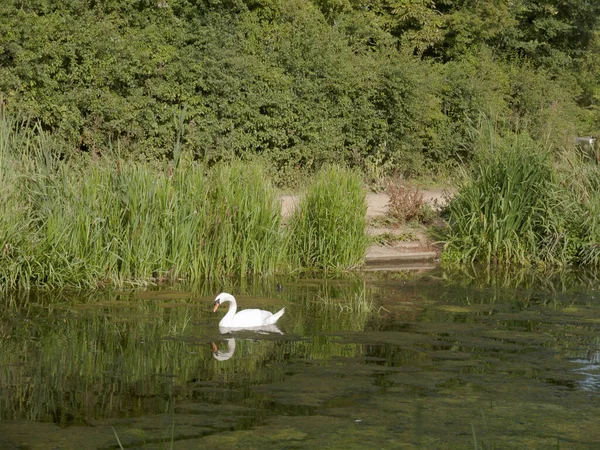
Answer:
[
  {"left": 0, "top": 276, "right": 375, "bottom": 424},
  {"left": 398, "top": 268, "right": 600, "bottom": 387}
]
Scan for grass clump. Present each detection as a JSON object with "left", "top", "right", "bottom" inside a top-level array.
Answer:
[
  {"left": 202, "top": 163, "right": 287, "bottom": 278},
  {"left": 443, "top": 131, "right": 551, "bottom": 265},
  {"left": 547, "top": 152, "right": 600, "bottom": 266},
  {"left": 8, "top": 157, "right": 285, "bottom": 288},
  {"left": 0, "top": 112, "right": 289, "bottom": 288},
  {"left": 286, "top": 166, "right": 369, "bottom": 272}
]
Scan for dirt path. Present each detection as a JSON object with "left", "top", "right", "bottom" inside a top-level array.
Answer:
[
  {"left": 281, "top": 189, "right": 452, "bottom": 268},
  {"left": 281, "top": 190, "right": 449, "bottom": 219}
]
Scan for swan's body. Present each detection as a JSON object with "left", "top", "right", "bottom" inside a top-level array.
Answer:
[{"left": 213, "top": 292, "right": 285, "bottom": 329}]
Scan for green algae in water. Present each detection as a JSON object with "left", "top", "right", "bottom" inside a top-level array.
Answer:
[{"left": 1, "top": 271, "right": 600, "bottom": 448}]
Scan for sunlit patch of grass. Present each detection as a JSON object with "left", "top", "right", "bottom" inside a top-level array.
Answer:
[
  {"left": 443, "top": 118, "right": 600, "bottom": 269},
  {"left": 0, "top": 114, "right": 376, "bottom": 290},
  {"left": 286, "top": 165, "right": 369, "bottom": 272},
  {"left": 0, "top": 112, "right": 290, "bottom": 288},
  {"left": 369, "top": 216, "right": 401, "bottom": 228},
  {"left": 442, "top": 125, "right": 552, "bottom": 267}
]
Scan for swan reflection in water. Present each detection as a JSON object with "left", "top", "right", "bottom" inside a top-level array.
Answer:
[
  {"left": 212, "top": 338, "right": 237, "bottom": 361},
  {"left": 212, "top": 324, "right": 283, "bottom": 361}
]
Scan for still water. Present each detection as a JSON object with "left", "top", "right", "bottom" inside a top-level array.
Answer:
[{"left": 1, "top": 269, "right": 599, "bottom": 449}]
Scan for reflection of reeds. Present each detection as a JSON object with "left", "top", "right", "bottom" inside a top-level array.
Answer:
[
  {"left": 442, "top": 264, "right": 600, "bottom": 294},
  {"left": 0, "top": 278, "right": 372, "bottom": 422},
  {"left": 318, "top": 285, "right": 373, "bottom": 315},
  {"left": 288, "top": 277, "right": 374, "bottom": 334}
]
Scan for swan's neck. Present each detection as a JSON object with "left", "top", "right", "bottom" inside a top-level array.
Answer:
[
  {"left": 221, "top": 296, "right": 237, "bottom": 320},
  {"left": 226, "top": 338, "right": 236, "bottom": 353}
]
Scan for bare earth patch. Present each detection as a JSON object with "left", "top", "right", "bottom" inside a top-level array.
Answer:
[{"left": 364, "top": 189, "right": 450, "bottom": 266}]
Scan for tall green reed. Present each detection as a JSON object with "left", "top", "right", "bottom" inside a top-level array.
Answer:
[
  {"left": 444, "top": 130, "right": 552, "bottom": 265},
  {"left": 443, "top": 118, "right": 600, "bottom": 267},
  {"left": 546, "top": 151, "right": 600, "bottom": 266},
  {"left": 199, "top": 162, "right": 288, "bottom": 278},
  {"left": 0, "top": 114, "right": 373, "bottom": 290},
  {"left": 28, "top": 159, "right": 286, "bottom": 286},
  {"left": 286, "top": 165, "right": 369, "bottom": 271},
  {"left": 0, "top": 111, "right": 288, "bottom": 287},
  {"left": 0, "top": 114, "right": 41, "bottom": 290}
]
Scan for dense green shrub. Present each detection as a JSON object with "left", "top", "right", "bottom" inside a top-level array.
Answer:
[
  {"left": 438, "top": 47, "right": 511, "bottom": 163},
  {"left": 1, "top": 0, "right": 596, "bottom": 182}
]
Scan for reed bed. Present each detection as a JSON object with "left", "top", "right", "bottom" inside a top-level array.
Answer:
[
  {"left": 443, "top": 123, "right": 600, "bottom": 268},
  {"left": 286, "top": 166, "right": 369, "bottom": 272},
  {"left": 2, "top": 157, "right": 284, "bottom": 288},
  {"left": 0, "top": 116, "right": 370, "bottom": 290}
]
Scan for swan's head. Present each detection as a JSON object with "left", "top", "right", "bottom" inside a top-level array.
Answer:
[{"left": 213, "top": 292, "right": 234, "bottom": 312}]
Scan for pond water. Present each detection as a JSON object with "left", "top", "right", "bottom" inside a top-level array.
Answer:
[{"left": 1, "top": 268, "right": 600, "bottom": 449}]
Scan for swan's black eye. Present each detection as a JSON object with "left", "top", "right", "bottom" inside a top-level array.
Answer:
[{"left": 213, "top": 299, "right": 220, "bottom": 305}]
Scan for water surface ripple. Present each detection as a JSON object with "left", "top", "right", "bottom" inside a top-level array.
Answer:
[{"left": 1, "top": 270, "right": 599, "bottom": 448}]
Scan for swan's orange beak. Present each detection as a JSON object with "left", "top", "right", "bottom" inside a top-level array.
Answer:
[
  {"left": 211, "top": 343, "right": 218, "bottom": 353},
  {"left": 213, "top": 301, "right": 220, "bottom": 313}
]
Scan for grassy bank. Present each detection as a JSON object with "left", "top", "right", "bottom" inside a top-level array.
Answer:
[{"left": 0, "top": 116, "right": 368, "bottom": 290}]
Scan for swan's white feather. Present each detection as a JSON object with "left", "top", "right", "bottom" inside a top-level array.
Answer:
[{"left": 214, "top": 292, "right": 285, "bottom": 329}]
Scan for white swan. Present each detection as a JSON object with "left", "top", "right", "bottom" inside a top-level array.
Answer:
[{"left": 213, "top": 292, "right": 285, "bottom": 329}]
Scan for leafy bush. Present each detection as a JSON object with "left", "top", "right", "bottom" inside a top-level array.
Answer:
[{"left": 0, "top": 0, "right": 598, "bottom": 185}]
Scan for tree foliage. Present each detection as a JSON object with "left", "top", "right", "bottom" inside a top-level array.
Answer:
[{"left": 0, "top": 0, "right": 598, "bottom": 182}]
